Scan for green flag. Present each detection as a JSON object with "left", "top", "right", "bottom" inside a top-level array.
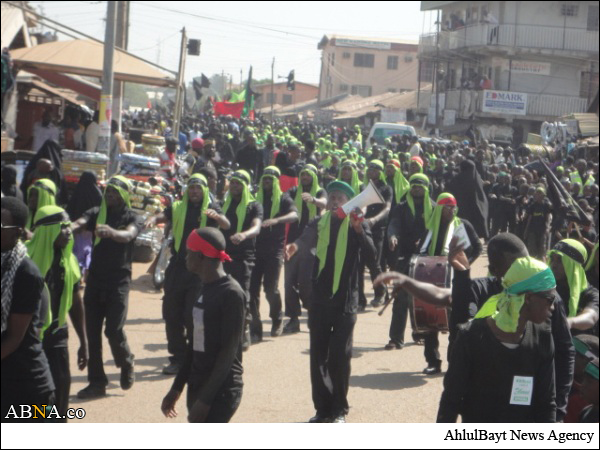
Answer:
[{"left": 242, "top": 66, "right": 254, "bottom": 118}]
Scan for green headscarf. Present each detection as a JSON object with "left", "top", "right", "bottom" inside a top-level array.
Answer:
[
  {"left": 405, "top": 174, "right": 433, "bottom": 221},
  {"left": 26, "top": 206, "right": 81, "bottom": 338},
  {"left": 425, "top": 193, "right": 461, "bottom": 257},
  {"left": 256, "top": 166, "right": 282, "bottom": 219},
  {"left": 316, "top": 210, "right": 350, "bottom": 296},
  {"left": 95, "top": 176, "right": 132, "bottom": 246},
  {"left": 223, "top": 170, "right": 255, "bottom": 233},
  {"left": 365, "top": 160, "right": 387, "bottom": 186},
  {"left": 586, "top": 242, "right": 599, "bottom": 272},
  {"left": 296, "top": 165, "right": 319, "bottom": 222},
  {"left": 172, "top": 174, "right": 210, "bottom": 253},
  {"left": 548, "top": 239, "right": 589, "bottom": 318},
  {"left": 387, "top": 160, "right": 410, "bottom": 202},
  {"left": 338, "top": 161, "right": 360, "bottom": 197},
  {"left": 27, "top": 178, "right": 57, "bottom": 230},
  {"left": 475, "top": 257, "right": 556, "bottom": 333}
]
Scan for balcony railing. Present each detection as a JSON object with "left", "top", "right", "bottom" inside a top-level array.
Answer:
[
  {"left": 436, "top": 89, "right": 588, "bottom": 119},
  {"left": 419, "top": 23, "right": 599, "bottom": 54}
]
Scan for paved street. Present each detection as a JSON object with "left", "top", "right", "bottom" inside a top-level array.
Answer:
[{"left": 67, "top": 252, "right": 489, "bottom": 423}]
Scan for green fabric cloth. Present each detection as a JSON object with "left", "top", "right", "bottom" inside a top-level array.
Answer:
[
  {"left": 387, "top": 160, "right": 410, "bottom": 202},
  {"left": 365, "top": 159, "right": 387, "bottom": 186},
  {"left": 316, "top": 211, "right": 350, "bottom": 296},
  {"left": 338, "top": 162, "right": 360, "bottom": 197},
  {"left": 549, "top": 239, "right": 589, "bottom": 318},
  {"left": 27, "top": 179, "right": 57, "bottom": 230},
  {"left": 586, "top": 242, "right": 599, "bottom": 271},
  {"left": 223, "top": 170, "right": 254, "bottom": 233},
  {"left": 95, "top": 176, "right": 132, "bottom": 246},
  {"left": 475, "top": 257, "right": 556, "bottom": 333},
  {"left": 326, "top": 180, "right": 355, "bottom": 200},
  {"left": 26, "top": 205, "right": 81, "bottom": 338},
  {"left": 296, "top": 166, "right": 319, "bottom": 222},
  {"left": 406, "top": 174, "right": 433, "bottom": 221},
  {"left": 425, "top": 193, "right": 461, "bottom": 257},
  {"left": 585, "top": 360, "right": 599, "bottom": 380},
  {"left": 257, "top": 166, "right": 282, "bottom": 219},
  {"left": 172, "top": 174, "right": 210, "bottom": 253}
]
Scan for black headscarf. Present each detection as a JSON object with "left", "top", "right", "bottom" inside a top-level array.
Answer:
[
  {"left": 66, "top": 171, "right": 102, "bottom": 221},
  {"left": 20, "top": 139, "right": 68, "bottom": 205},
  {"left": 1, "top": 165, "right": 22, "bottom": 200},
  {"left": 447, "top": 159, "right": 489, "bottom": 239}
]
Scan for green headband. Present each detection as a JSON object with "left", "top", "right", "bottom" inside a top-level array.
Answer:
[
  {"left": 258, "top": 166, "right": 282, "bottom": 220},
  {"left": 585, "top": 361, "right": 599, "bottom": 380},
  {"left": 573, "top": 337, "right": 597, "bottom": 360},
  {"left": 172, "top": 174, "right": 210, "bottom": 253},
  {"left": 95, "top": 176, "right": 132, "bottom": 246},
  {"left": 224, "top": 170, "right": 255, "bottom": 233},
  {"left": 327, "top": 180, "right": 355, "bottom": 200},
  {"left": 549, "top": 239, "right": 589, "bottom": 318}
]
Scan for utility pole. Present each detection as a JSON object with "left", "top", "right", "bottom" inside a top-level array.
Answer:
[
  {"left": 434, "top": 9, "right": 441, "bottom": 135},
  {"left": 222, "top": 70, "right": 225, "bottom": 98},
  {"left": 271, "top": 57, "right": 275, "bottom": 124},
  {"left": 98, "top": 1, "right": 116, "bottom": 159},
  {"left": 240, "top": 69, "right": 243, "bottom": 89},
  {"left": 173, "top": 27, "right": 188, "bottom": 137},
  {"left": 113, "top": 0, "right": 129, "bottom": 132}
]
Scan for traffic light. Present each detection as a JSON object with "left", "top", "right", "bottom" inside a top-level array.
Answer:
[
  {"left": 287, "top": 70, "right": 295, "bottom": 91},
  {"left": 188, "top": 39, "right": 201, "bottom": 56}
]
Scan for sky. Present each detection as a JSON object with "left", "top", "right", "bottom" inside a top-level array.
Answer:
[{"left": 30, "top": 1, "right": 437, "bottom": 85}]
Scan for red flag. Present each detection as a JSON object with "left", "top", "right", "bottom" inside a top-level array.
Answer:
[
  {"left": 147, "top": 100, "right": 152, "bottom": 109},
  {"left": 214, "top": 101, "right": 245, "bottom": 118}
]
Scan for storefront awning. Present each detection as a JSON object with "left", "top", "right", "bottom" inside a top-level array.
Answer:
[{"left": 10, "top": 39, "right": 176, "bottom": 88}]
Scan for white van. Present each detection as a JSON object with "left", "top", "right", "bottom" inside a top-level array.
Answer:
[{"left": 366, "top": 123, "right": 417, "bottom": 149}]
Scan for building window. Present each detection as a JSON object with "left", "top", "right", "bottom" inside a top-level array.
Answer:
[
  {"left": 282, "top": 94, "right": 293, "bottom": 105},
  {"left": 387, "top": 88, "right": 398, "bottom": 93},
  {"left": 342, "top": 52, "right": 351, "bottom": 59},
  {"left": 420, "top": 61, "right": 435, "bottom": 83},
  {"left": 354, "top": 53, "right": 375, "bottom": 68},
  {"left": 561, "top": 4, "right": 579, "bottom": 17},
  {"left": 387, "top": 56, "right": 399, "bottom": 70},
  {"left": 340, "top": 84, "right": 349, "bottom": 92},
  {"left": 588, "top": 5, "right": 599, "bottom": 31},
  {"left": 580, "top": 71, "right": 599, "bottom": 99},
  {"left": 351, "top": 85, "right": 372, "bottom": 97},
  {"left": 404, "top": 54, "right": 414, "bottom": 63},
  {"left": 266, "top": 93, "right": 277, "bottom": 104}
]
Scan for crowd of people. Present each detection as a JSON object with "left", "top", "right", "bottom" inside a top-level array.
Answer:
[{"left": 1, "top": 110, "right": 599, "bottom": 424}]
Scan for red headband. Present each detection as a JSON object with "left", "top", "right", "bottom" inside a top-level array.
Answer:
[
  {"left": 388, "top": 160, "right": 401, "bottom": 169},
  {"left": 411, "top": 156, "right": 424, "bottom": 166},
  {"left": 438, "top": 196, "right": 457, "bottom": 206},
  {"left": 186, "top": 231, "right": 232, "bottom": 262}
]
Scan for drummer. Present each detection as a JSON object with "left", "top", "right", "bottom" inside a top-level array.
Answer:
[{"left": 417, "top": 193, "right": 482, "bottom": 375}]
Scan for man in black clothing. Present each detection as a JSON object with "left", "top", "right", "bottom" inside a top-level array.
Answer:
[
  {"left": 524, "top": 187, "right": 553, "bottom": 260},
  {"left": 161, "top": 227, "right": 245, "bottom": 423},
  {"left": 386, "top": 174, "right": 435, "bottom": 350},
  {"left": 73, "top": 176, "right": 143, "bottom": 399},
  {"left": 235, "top": 131, "right": 263, "bottom": 183},
  {"left": 249, "top": 167, "right": 298, "bottom": 342},
  {"left": 222, "top": 170, "right": 263, "bottom": 350},
  {"left": 287, "top": 181, "right": 376, "bottom": 423},
  {"left": 283, "top": 166, "right": 326, "bottom": 334},
  {"left": 146, "top": 174, "right": 230, "bottom": 375},
  {"left": 1, "top": 197, "right": 55, "bottom": 422},
  {"left": 489, "top": 172, "right": 518, "bottom": 236},
  {"left": 358, "top": 160, "right": 392, "bottom": 310}
]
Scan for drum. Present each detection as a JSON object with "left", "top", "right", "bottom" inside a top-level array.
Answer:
[{"left": 408, "top": 255, "right": 452, "bottom": 333}]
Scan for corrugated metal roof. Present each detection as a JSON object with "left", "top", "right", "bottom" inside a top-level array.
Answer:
[{"left": 1, "top": 3, "right": 31, "bottom": 49}]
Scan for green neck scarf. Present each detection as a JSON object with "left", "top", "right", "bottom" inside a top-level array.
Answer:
[
  {"left": 223, "top": 170, "right": 254, "bottom": 233},
  {"left": 95, "top": 176, "right": 132, "bottom": 246},
  {"left": 295, "top": 167, "right": 319, "bottom": 222},
  {"left": 321, "top": 155, "right": 332, "bottom": 169},
  {"left": 27, "top": 179, "right": 57, "bottom": 230},
  {"left": 406, "top": 174, "right": 433, "bottom": 221},
  {"left": 26, "top": 206, "right": 81, "bottom": 338},
  {"left": 425, "top": 193, "right": 461, "bottom": 257},
  {"left": 549, "top": 239, "right": 589, "bottom": 318},
  {"left": 388, "top": 161, "right": 410, "bottom": 203},
  {"left": 586, "top": 242, "right": 599, "bottom": 272},
  {"left": 338, "top": 163, "right": 360, "bottom": 197},
  {"left": 475, "top": 257, "right": 557, "bottom": 332},
  {"left": 172, "top": 174, "right": 210, "bottom": 253},
  {"left": 316, "top": 211, "right": 350, "bottom": 296},
  {"left": 257, "top": 166, "right": 282, "bottom": 219}
]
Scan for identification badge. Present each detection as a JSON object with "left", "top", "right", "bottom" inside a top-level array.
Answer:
[
  {"left": 453, "top": 223, "right": 472, "bottom": 250},
  {"left": 510, "top": 376, "right": 534, "bottom": 405},
  {"left": 192, "top": 296, "right": 205, "bottom": 353}
]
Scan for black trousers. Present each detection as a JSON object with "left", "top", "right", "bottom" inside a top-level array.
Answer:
[
  {"left": 249, "top": 251, "right": 284, "bottom": 338},
  {"left": 84, "top": 276, "right": 134, "bottom": 386},
  {"left": 423, "top": 332, "right": 442, "bottom": 368},
  {"left": 358, "top": 230, "right": 386, "bottom": 308},
  {"left": 225, "top": 256, "right": 254, "bottom": 327},
  {"left": 163, "top": 261, "right": 203, "bottom": 365},
  {"left": 43, "top": 345, "right": 70, "bottom": 423},
  {"left": 389, "top": 258, "right": 411, "bottom": 345},
  {"left": 1, "top": 390, "right": 56, "bottom": 423},
  {"left": 309, "top": 304, "right": 356, "bottom": 417},
  {"left": 284, "top": 249, "right": 314, "bottom": 319},
  {"left": 187, "top": 385, "right": 243, "bottom": 423}
]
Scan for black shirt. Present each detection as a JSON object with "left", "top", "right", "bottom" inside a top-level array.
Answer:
[
  {"left": 256, "top": 193, "right": 297, "bottom": 255},
  {"left": 165, "top": 200, "right": 222, "bottom": 265},
  {"left": 287, "top": 187, "right": 326, "bottom": 243},
  {"left": 84, "top": 206, "right": 143, "bottom": 283},
  {"left": 388, "top": 198, "right": 435, "bottom": 260},
  {"left": 172, "top": 275, "right": 245, "bottom": 403},
  {"left": 528, "top": 199, "right": 553, "bottom": 229},
  {"left": 295, "top": 216, "right": 376, "bottom": 314},
  {"left": 222, "top": 200, "right": 263, "bottom": 258},
  {"left": 438, "top": 319, "right": 556, "bottom": 423},
  {"left": 235, "top": 145, "right": 263, "bottom": 182},
  {"left": 1, "top": 258, "right": 54, "bottom": 397},
  {"left": 275, "top": 152, "right": 302, "bottom": 178}
]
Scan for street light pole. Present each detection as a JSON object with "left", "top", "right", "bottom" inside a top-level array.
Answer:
[
  {"left": 99, "top": 1, "right": 116, "bottom": 161},
  {"left": 173, "top": 27, "right": 188, "bottom": 138}
]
